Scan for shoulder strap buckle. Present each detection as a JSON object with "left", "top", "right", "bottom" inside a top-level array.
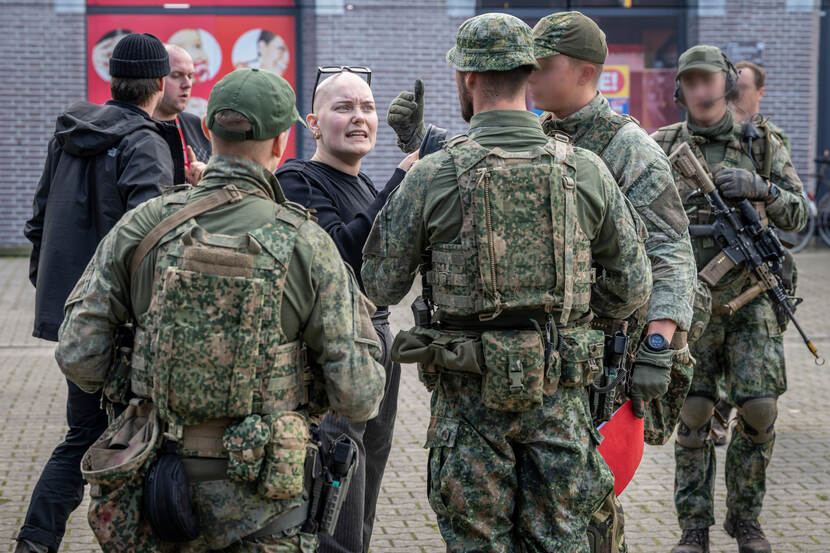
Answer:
[{"left": 223, "top": 184, "right": 244, "bottom": 204}]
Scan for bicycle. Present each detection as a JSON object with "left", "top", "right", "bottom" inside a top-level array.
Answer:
[
  {"left": 777, "top": 155, "right": 829, "bottom": 252},
  {"left": 816, "top": 155, "right": 830, "bottom": 248}
]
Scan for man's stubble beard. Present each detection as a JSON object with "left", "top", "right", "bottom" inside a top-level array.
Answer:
[{"left": 458, "top": 79, "right": 473, "bottom": 123}]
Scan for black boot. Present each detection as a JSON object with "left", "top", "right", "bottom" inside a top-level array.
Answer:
[
  {"left": 670, "top": 528, "right": 709, "bottom": 553},
  {"left": 14, "top": 540, "right": 49, "bottom": 553},
  {"left": 724, "top": 513, "right": 772, "bottom": 553}
]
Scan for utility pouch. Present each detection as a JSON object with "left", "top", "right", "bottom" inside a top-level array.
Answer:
[
  {"left": 258, "top": 411, "right": 309, "bottom": 500},
  {"left": 392, "top": 326, "right": 484, "bottom": 374},
  {"left": 82, "top": 399, "right": 166, "bottom": 553},
  {"left": 222, "top": 414, "right": 271, "bottom": 483},
  {"left": 142, "top": 441, "right": 201, "bottom": 543},
  {"left": 151, "top": 267, "right": 265, "bottom": 426},
  {"left": 688, "top": 279, "right": 712, "bottom": 345},
  {"left": 480, "top": 330, "right": 545, "bottom": 412},
  {"left": 558, "top": 327, "right": 605, "bottom": 388}
]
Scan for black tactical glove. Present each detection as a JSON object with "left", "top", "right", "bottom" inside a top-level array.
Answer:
[
  {"left": 629, "top": 342, "right": 674, "bottom": 418},
  {"left": 387, "top": 79, "right": 426, "bottom": 153},
  {"left": 714, "top": 167, "right": 769, "bottom": 200}
]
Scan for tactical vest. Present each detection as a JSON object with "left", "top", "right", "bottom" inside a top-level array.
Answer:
[
  {"left": 652, "top": 121, "right": 769, "bottom": 290},
  {"left": 429, "top": 132, "right": 593, "bottom": 327},
  {"left": 541, "top": 109, "right": 638, "bottom": 182},
  {"left": 573, "top": 112, "right": 638, "bottom": 182},
  {"left": 130, "top": 187, "right": 313, "bottom": 430}
]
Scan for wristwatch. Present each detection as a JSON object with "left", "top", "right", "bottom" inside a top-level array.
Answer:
[
  {"left": 765, "top": 183, "right": 780, "bottom": 204},
  {"left": 644, "top": 333, "right": 669, "bottom": 351}
]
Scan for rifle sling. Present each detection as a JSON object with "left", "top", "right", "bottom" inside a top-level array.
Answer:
[{"left": 129, "top": 185, "right": 264, "bottom": 278}]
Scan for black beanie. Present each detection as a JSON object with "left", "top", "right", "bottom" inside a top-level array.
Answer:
[{"left": 109, "top": 33, "right": 170, "bottom": 78}]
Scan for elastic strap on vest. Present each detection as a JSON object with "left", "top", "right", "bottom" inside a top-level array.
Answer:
[{"left": 761, "top": 123, "right": 774, "bottom": 180}]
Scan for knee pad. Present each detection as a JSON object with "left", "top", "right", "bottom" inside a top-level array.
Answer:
[
  {"left": 737, "top": 397, "right": 777, "bottom": 444},
  {"left": 676, "top": 395, "right": 715, "bottom": 448}
]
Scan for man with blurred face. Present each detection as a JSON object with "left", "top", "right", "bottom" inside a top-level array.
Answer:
[
  {"left": 276, "top": 71, "right": 416, "bottom": 553},
  {"left": 155, "top": 44, "right": 211, "bottom": 183},
  {"left": 528, "top": 12, "right": 696, "bottom": 553},
  {"left": 652, "top": 45, "right": 807, "bottom": 553},
  {"left": 731, "top": 61, "right": 790, "bottom": 152}
]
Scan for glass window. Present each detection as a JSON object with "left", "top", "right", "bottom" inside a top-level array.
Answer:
[{"left": 476, "top": 2, "right": 687, "bottom": 132}]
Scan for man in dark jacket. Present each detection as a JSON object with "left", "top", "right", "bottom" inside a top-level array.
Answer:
[
  {"left": 154, "top": 43, "right": 212, "bottom": 174},
  {"left": 16, "top": 33, "right": 181, "bottom": 553}
]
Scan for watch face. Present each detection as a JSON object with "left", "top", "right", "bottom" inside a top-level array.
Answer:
[{"left": 648, "top": 334, "right": 668, "bottom": 350}]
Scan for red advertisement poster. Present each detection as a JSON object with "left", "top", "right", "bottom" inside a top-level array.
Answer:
[
  {"left": 89, "top": 1, "right": 293, "bottom": 6},
  {"left": 88, "top": 13, "right": 299, "bottom": 158}
]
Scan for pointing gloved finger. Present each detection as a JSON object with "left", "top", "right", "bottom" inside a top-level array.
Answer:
[{"left": 413, "top": 79, "right": 424, "bottom": 104}]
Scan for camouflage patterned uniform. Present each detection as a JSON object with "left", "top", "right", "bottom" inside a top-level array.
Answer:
[
  {"left": 652, "top": 89, "right": 807, "bottom": 534},
  {"left": 533, "top": 13, "right": 696, "bottom": 553},
  {"left": 540, "top": 91, "right": 696, "bottom": 442},
  {"left": 56, "top": 70, "right": 386, "bottom": 553},
  {"left": 362, "top": 14, "right": 652, "bottom": 553},
  {"left": 756, "top": 115, "right": 791, "bottom": 154}
]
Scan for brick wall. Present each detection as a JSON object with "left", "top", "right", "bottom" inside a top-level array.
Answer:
[
  {"left": 695, "top": 0, "right": 820, "bottom": 189},
  {"left": 0, "top": 1, "right": 821, "bottom": 247},
  {"left": 300, "top": 0, "right": 470, "bottom": 185},
  {"left": 0, "top": 1, "right": 86, "bottom": 248}
]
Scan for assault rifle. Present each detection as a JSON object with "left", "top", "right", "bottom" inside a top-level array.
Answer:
[{"left": 669, "top": 142, "right": 823, "bottom": 365}]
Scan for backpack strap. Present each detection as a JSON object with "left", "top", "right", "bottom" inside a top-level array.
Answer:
[{"left": 129, "top": 184, "right": 267, "bottom": 277}]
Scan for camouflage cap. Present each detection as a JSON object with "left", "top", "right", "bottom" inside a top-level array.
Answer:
[
  {"left": 533, "top": 11, "right": 607, "bottom": 64},
  {"left": 207, "top": 68, "right": 305, "bottom": 142},
  {"left": 446, "top": 13, "right": 540, "bottom": 72},
  {"left": 677, "top": 45, "right": 727, "bottom": 77}
]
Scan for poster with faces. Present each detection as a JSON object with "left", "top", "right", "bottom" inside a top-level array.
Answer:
[{"left": 87, "top": 11, "right": 299, "bottom": 160}]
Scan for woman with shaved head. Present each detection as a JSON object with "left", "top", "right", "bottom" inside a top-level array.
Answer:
[{"left": 276, "top": 69, "right": 417, "bottom": 553}]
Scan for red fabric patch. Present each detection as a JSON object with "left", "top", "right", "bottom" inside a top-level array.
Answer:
[{"left": 597, "top": 400, "right": 645, "bottom": 496}]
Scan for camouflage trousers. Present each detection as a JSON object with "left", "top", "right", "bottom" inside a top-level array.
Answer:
[
  {"left": 179, "top": 480, "right": 315, "bottom": 552},
  {"left": 426, "top": 373, "right": 613, "bottom": 553},
  {"left": 587, "top": 345, "right": 694, "bottom": 553},
  {"left": 218, "top": 531, "right": 318, "bottom": 553},
  {"left": 675, "top": 294, "right": 785, "bottom": 529},
  {"left": 588, "top": 492, "right": 626, "bottom": 553}
]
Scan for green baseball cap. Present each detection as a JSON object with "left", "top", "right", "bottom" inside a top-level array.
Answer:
[
  {"left": 533, "top": 11, "right": 607, "bottom": 64},
  {"left": 677, "top": 45, "right": 727, "bottom": 77},
  {"left": 446, "top": 13, "right": 539, "bottom": 72},
  {"left": 206, "top": 68, "right": 305, "bottom": 141}
]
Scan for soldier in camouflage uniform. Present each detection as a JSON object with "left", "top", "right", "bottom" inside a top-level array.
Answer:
[
  {"left": 387, "top": 13, "right": 696, "bottom": 553},
  {"left": 651, "top": 45, "right": 808, "bottom": 553},
  {"left": 363, "top": 13, "right": 652, "bottom": 553},
  {"left": 527, "top": 12, "right": 697, "bottom": 553},
  {"left": 55, "top": 68, "right": 386, "bottom": 552}
]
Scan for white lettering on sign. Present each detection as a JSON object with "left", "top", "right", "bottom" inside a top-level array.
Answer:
[{"left": 599, "top": 70, "right": 623, "bottom": 95}]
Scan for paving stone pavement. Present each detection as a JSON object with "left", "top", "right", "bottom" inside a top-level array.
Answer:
[{"left": 1, "top": 251, "right": 828, "bottom": 553}]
